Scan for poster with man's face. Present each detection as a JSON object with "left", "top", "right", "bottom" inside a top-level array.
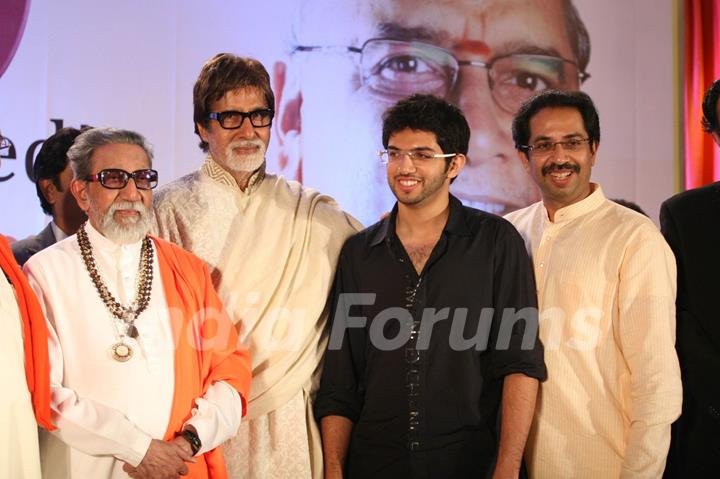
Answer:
[
  {"left": 0, "top": 0, "right": 676, "bottom": 237},
  {"left": 272, "top": 0, "right": 590, "bottom": 224}
]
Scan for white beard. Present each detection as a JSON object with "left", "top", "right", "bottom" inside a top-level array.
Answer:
[
  {"left": 223, "top": 139, "right": 266, "bottom": 172},
  {"left": 92, "top": 200, "right": 153, "bottom": 245}
]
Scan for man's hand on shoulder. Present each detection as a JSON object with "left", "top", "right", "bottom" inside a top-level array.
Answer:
[{"left": 122, "top": 438, "right": 194, "bottom": 479}]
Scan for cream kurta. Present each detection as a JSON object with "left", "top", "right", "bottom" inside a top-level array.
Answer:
[
  {"left": 153, "top": 158, "right": 361, "bottom": 478},
  {"left": 0, "top": 272, "right": 42, "bottom": 479},
  {"left": 24, "top": 223, "right": 241, "bottom": 479},
  {"left": 505, "top": 185, "right": 682, "bottom": 478}
]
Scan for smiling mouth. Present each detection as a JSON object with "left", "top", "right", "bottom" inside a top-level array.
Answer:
[
  {"left": 397, "top": 178, "right": 420, "bottom": 188},
  {"left": 455, "top": 191, "right": 519, "bottom": 215},
  {"left": 461, "top": 198, "right": 508, "bottom": 215},
  {"left": 549, "top": 170, "right": 573, "bottom": 179}
]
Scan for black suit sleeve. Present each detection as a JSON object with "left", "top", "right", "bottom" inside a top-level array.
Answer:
[{"left": 660, "top": 200, "right": 720, "bottom": 424}]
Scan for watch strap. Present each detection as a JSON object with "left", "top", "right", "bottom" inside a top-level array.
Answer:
[{"left": 178, "top": 428, "right": 201, "bottom": 456}]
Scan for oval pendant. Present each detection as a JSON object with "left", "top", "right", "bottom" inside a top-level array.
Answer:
[{"left": 111, "top": 342, "right": 133, "bottom": 362}]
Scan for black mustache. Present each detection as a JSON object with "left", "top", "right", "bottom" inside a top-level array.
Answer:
[{"left": 542, "top": 162, "right": 581, "bottom": 176}]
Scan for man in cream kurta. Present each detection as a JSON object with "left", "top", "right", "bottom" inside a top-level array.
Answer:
[
  {"left": 25, "top": 128, "right": 252, "bottom": 479},
  {"left": 153, "top": 54, "right": 361, "bottom": 479},
  {"left": 505, "top": 90, "right": 682, "bottom": 478}
]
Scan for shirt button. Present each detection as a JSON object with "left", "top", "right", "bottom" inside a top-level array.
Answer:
[{"left": 539, "top": 262, "right": 545, "bottom": 268}]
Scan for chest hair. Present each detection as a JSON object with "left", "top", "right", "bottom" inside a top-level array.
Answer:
[{"left": 405, "top": 242, "right": 436, "bottom": 274}]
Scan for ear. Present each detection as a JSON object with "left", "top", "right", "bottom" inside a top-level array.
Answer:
[
  {"left": 517, "top": 150, "right": 531, "bottom": 173},
  {"left": 38, "top": 178, "right": 58, "bottom": 206},
  {"left": 70, "top": 178, "right": 91, "bottom": 213},
  {"left": 272, "top": 59, "right": 302, "bottom": 179},
  {"left": 447, "top": 154, "right": 467, "bottom": 180},
  {"left": 196, "top": 122, "right": 210, "bottom": 145},
  {"left": 590, "top": 141, "right": 599, "bottom": 167}
]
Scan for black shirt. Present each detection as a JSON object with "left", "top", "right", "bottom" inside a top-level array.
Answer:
[{"left": 315, "top": 196, "right": 547, "bottom": 479}]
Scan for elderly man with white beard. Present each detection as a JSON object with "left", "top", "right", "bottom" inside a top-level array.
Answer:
[
  {"left": 24, "top": 128, "right": 252, "bottom": 479},
  {"left": 153, "top": 54, "right": 361, "bottom": 479}
]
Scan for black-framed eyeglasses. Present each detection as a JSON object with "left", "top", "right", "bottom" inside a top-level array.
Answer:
[
  {"left": 0, "top": 136, "right": 10, "bottom": 152},
  {"left": 294, "top": 38, "right": 590, "bottom": 113},
  {"left": 378, "top": 149, "right": 457, "bottom": 165},
  {"left": 85, "top": 168, "right": 159, "bottom": 190},
  {"left": 519, "top": 138, "right": 591, "bottom": 158},
  {"left": 208, "top": 109, "right": 274, "bottom": 129}
]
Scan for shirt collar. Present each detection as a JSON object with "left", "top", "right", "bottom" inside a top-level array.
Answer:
[
  {"left": 369, "top": 194, "right": 472, "bottom": 247},
  {"left": 545, "top": 183, "right": 606, "bottom": 224},
  {"left": 201, "top": 155, "right": 265, "bottom": 194},
  {"left": 50, "top": 221, "right": 68, "bottom": 242}
]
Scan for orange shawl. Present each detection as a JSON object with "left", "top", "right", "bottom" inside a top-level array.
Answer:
[
  {"left": 153, "top": 236, "right": 252, "bottom": 479},
  {"left": 0, "top": 234, "right": 54, "bottom": 430}
]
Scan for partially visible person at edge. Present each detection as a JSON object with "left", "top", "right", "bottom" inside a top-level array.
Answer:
[
  {"left": 0, "top": 128, "right": 54, "bottom": 479},
  {"left": 661, "top": 78, "right": 720, "bottom": 478},
  {"left": 153, "top": 54, "right": 361, "bottom": 479},
  {"left": 505, "top": 89, "right": 682, "bottom": 478},
  {"left": 25, "top": 127, "right": 252, "bottom": 479}
]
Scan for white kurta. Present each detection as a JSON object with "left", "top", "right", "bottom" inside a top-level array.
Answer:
[
  {"left": 153, "top": 159, "right": 362, "bottom": 478},
  {"left": 24, "top": 223, "right": 241, "bottom": 479},
  {"left": 0, "top": 272, "right": 42, "bottom": 479}
]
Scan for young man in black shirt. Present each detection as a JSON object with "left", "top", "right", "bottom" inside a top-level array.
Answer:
[{"left": 315, "top": 94, "right": 546, "bottom": 479}]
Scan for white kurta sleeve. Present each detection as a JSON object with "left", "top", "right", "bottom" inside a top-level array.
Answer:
[
  {"left": 26, "top": 267, "right": 153, "bottom": 467},
  {"left": 184, "top": 380, "right": 242, "bottom": 454}
]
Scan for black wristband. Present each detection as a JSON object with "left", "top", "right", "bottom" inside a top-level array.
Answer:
[{"left": 178, "top": 428, "right": 202, "bottom": 456}]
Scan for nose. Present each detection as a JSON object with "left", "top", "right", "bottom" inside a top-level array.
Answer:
[
  {"left": 547, "top": 142, "right": 571, "bottom": 162},
  {"left": 236, "top": 115, "right": 257, "bottom": 139},
  {"left": 396, "top": 152, "right": 417, "bottom": 173},
  {"left": 452, "top": 68, "right": 514, "bottom": 166},
  {"left": 119, "top": 177, "right": 143, "bottom": 202}
]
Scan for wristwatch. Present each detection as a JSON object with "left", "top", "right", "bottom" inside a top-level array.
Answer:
[{"left": 178, "top": 428, "right": 202, "bottom": 456}]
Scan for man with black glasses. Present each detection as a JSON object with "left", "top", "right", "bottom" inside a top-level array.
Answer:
[
  {"left": 505, "top": 90, "right": 682, "bottom": 478},
  {"left": 315, "top": 94, "right": 546, "bottom": 479},
  {"left": 272, "top": 0, "right": 591, "bottom": 225},
  {"left": 24, "top": 127, "right": 251, "bottom": 479},
  {"left": 153, "top": 54, "right": 360, "bottom": 479}
]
